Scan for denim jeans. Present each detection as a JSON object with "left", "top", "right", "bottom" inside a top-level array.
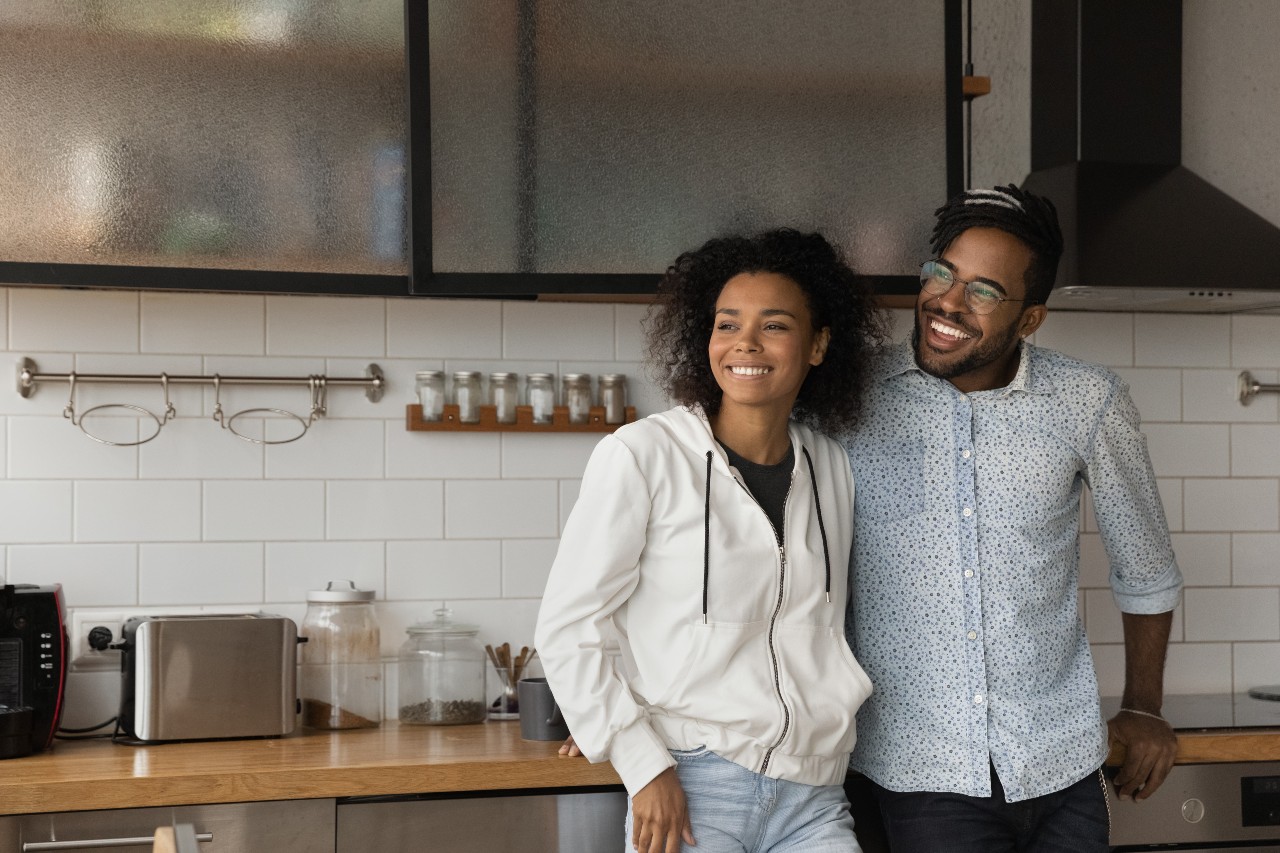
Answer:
[
  {"left": 625, "top": 747, "right": 861, "bottom": 852},
  {"left": 871, "top": 764, "right": 1109, "bottom": 853}
]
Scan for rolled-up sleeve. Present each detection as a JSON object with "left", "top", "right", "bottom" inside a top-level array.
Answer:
[{"left": 1086, "top": 380, "right": 1183, "bottom": 614}]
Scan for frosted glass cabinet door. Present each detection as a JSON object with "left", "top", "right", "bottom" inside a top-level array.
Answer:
[
  {"left": 421, "top": 0, "right": 957, "bottom": 282},
  {"left": 0, "top": 2, "right": 407, "bottom": 280}
]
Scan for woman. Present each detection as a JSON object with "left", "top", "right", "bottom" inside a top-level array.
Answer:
[{"left": 535, "top": 228, "right": 886, "bottom": 853}]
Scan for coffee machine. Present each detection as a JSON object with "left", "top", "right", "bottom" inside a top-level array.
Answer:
[{"left": 0, "top": 584, "right": 68, "bottom": 759}]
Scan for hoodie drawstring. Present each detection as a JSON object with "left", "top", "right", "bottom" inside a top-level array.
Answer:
[
  {"left": 801, "top": 447, "right": 833, "bottom": 603},
  {"left": 703, "top": 451, "right": 713, "bottom": 623},
  {"left": 702, "top": 446, "right": 834, "bottom": 617}
]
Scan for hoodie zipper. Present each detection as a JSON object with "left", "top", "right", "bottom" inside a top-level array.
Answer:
[{"left": 729, "top": 470, "right": 794, "bottom": 775}]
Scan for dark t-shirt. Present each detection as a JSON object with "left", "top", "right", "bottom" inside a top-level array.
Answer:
[{"left": 719, "top": 442, "right": 794, "bottom": 545}]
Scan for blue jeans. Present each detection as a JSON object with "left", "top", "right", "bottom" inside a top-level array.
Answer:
[
  {"left": 625, "top": 747, "right": 861, "bottom": 852},
  {"left": 872, "top": 765, "right": 1109, "bottom": 853}
]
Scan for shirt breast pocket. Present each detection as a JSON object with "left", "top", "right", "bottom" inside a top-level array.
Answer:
[{"left": 854, "top": 439, "right": 927, "bottom": 522}]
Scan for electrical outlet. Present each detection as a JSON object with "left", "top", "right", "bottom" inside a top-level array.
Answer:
[{"left": 68, "top": 609, "right": 127, "bottom": 671}]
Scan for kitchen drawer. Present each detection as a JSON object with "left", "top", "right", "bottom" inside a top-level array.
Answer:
[
  {"left": 0, "top": 799, "right": 335, "bottom": 853},
  {"left": 337, "top": 790, "right": 626, "bottom": 852}
]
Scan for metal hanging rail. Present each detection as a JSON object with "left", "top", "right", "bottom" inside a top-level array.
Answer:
[
  {"left": 1239, "top": 371, "right": 1280, "bottom": 406},
  {"left": 16, "top": 358, "right": 385, "bottom": 401}
]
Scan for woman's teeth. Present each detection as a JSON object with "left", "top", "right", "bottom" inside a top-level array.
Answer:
[{"left": 729, "top": 366, "right": 771, "bottom": 375}]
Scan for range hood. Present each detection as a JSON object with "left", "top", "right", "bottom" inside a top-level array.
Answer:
[{"left": 1023, "top": 0, "right": 1280, "bottom": 313}]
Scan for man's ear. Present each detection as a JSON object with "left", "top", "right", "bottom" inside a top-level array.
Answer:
[{"left": 1019, "top": 305, "right": 1047, "bottom": 339}]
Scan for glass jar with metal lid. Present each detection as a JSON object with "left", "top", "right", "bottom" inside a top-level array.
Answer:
[
  {"left": 561, "top": 373, "right": 592, "bottom": 424},
  {"left": 526, "top": 372, "right": 556, "bottom": 424},
  {"left": 451, "top": 371, "right": 483, "bottom": 423},
  {"left": 599, "top": 373, "right": 628, "bottom": 424},
  {"left": 415, "top": 370, "right": 445, "bottom": 421},
  {"left": 488, "top": 371, "right": 518, "bottom": 424},
  {"left": 299, "top": 580, "right": 382, "bottom": 730},
  {"left": 398, "top": 604, "right": 487, "bottom": 725}
]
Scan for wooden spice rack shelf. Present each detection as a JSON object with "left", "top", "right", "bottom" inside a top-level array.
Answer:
[{"left": 406, "top": 403, "right": 637, "bottom": 433}]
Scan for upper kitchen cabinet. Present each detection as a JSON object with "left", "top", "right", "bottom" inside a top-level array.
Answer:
[
  {"left": 409, "top": 0, "right": 962, "bottom": 298},
  {"left": 0, "top": 1, "right": 410, "bottom": 296}
]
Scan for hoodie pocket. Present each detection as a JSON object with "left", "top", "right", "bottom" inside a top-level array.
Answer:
[
  {"left": 774, "top": 624, "right": 873, "bottom": 757},
  {"left": 653, "top": 619, "right": 775, "bottom": 736}
]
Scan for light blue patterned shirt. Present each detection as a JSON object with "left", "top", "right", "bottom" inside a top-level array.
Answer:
[{"left": 845, "top": 341, "right": 1182, "bottom": 802}]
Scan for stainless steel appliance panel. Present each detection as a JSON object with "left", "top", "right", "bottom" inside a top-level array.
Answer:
[
  {"left": 0, "top": 798, "right": 335, "bottom": 853},
  {"left": 337, "top": 791, "right": 627, "bottom": 852},
  {"left": 1108, "top": 762, "right": 1280, "bottom": 848}
]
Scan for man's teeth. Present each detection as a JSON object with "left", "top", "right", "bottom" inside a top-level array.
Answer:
[
  {"left": 730, "top": 366, "right": 771, "bottom": 375},
  {"left": 930, "top": 319, "right": 972, "bottom": 340}
]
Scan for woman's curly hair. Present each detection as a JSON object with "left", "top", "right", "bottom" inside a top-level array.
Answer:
[{"left": 645, "top": 228, "right": 889, "bottom": 435}]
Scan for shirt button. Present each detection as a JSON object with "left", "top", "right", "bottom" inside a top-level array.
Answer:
[
  {"left": 962, "top": 507, "right": 973, "bottom": 517},
  {"left": 962, "top": 449, "right": 971, "bottom": 459},
  {"left": 964, "top": 569, "right": 974, "bottom": 578},
  {"left": 967, "top": 630, "right": 977, "bottom": 640},
  {"left": 974, "top": 694, "right": 984, "bottom": 705}
]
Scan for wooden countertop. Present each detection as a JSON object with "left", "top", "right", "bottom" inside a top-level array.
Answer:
[
  {"left": 0, "top": 721, "right": 621, "bottom": 817},
  {"left": 5, "top": 719, "right": 1278, "bottom": 817}
]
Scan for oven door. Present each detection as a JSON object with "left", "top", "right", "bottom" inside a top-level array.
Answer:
[{"left": 1108, "top": 762, "right": 1280, "bottom": 850}]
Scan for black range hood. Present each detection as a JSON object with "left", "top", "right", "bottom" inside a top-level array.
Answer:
[{"left": 1023, "top": 0, "right": 1280, "bottom": 313}]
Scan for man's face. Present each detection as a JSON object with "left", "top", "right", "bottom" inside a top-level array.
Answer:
[{"left": 912, "top": 227, "right": 1047, "bottom": 393}]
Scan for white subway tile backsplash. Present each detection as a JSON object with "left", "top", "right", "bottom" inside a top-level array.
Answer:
[
  {"left": 266, "top": 295, "right": 386, "bottom": 357},
  {"left": 386, "top": 540, "right": 501, "bottom": 600},
  {"left": 8, "top": 543, "right": 137, "bottom": 607},
  {"left": 1233, "top": 642, "right": 1280, "bottom": 694},
  {"left": 446, "top": 480, "right": 558, "bottom": 539},
  {"left": 1232, "top": 425, "right": 1280, "bottom": 477},
  {"left": 1163, "top": 643, "right": 1234, "bottom": 694},
  {"left": 1157, "top": 479, "right": 1183, "bottom": 532},
  {"left": 387, "top": 429, "right": 501, "bottom": 479},
  {"left": 1114, "top": 369, "right": 1182, "bottom": 423},
  {"left": 387, "top": 298, "right": 503, "bottom": 359},
  {"left": 141, "top": 292, "right": 265, "bottom": 355},
  {"left": 615, "top": 305, "right": 648, "bottom": 361},
  {"left": 1083, "top": 590, "right": 1184, "bottom": 644},
  {"left": 0, "top": 288, "right": 8, "bottom": 351},
  {"left": 140, "top": 543, "right": 264, "bottom": 605},
  {"left": 76, "top": 481, "right": 201, "bottom": 542},
  {"left": 205, "top": 481, "right": 325, "bottom": 541},
  {"left": 1169, "top": 533, "right": 1231, "bottom": 586},
  {"left": 10, "top": 289, "right": 139, "bottom": 353},
  {"left": 1233, "top": 315, "right": 1280, "bottom": 368},
  {"left": 502, "top": 302, "right": 615, "bottom": 360},
  {"left": 0, "top": 482, "right": 72, "bottom": 543},
  {"left": 1135, "top": 314, "right": 1230, "bottom": 367},
  {"left": 70, "top": 354, "right": 206, "bottom": 417},
  {"left": 1184, "top": 478, "right": 1278, "bottom": 531},
  {"left": 265, "top": 420, "right": 384, "bottom": 479},
  {"left": 265, "top": 541, "right": 386, "bottom": 603},
  {"left": 200, "top": 356, "right": 328, "bottom": 414},
  {"left": 328, "top": 480, "right": 444, "bottom": 540},
  {"left": 1184, "top": 369, "right": 1278, "bottom": 423},
  {"left": 502, "top": 538, "right": 559, "bottom": 598},
  {"left": 139, "top": 418, "right": 264, "bottom": 479},
  {"left": 1077, "top": 534, "right": 1110, "bottom": 588},
  {"left": 8, "top": 417, "right": 138, "bottom": 479},
  {"left": 1, "top": 353, "right": 73, "bottom": 417},
  {"left": 1184, "top": 588, "right": 1280, "bottom": 641},
  {"left": 1144, "top": 424, "right": 1229, "bottom": 477},
  {"left": 501, "top": 433, "right": 603, "bottom": 479},
  {"left": 1090, "top": 644, "right": 1124, "bottom": 696},
  {"left": 1232, "top": 533, "right": 1280, "bottom": 585},
  {"left": 1035, "top": 312, "right": 1133, "bottom": 367},
  {"left": 325, "top": 357, "right": 430, "bottom": 421}
]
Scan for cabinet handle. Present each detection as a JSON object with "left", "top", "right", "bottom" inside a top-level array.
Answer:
[{"left": 23, "top": 833, "right": 212, "bottom": 850}]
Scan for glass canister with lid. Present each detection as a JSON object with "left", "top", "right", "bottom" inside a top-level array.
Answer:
[
  {"left": 299, "top": 580, "right": 382, "bottom": 730},
  {"left": 398, "top": 604, "right": 487, "bottom": 725}
]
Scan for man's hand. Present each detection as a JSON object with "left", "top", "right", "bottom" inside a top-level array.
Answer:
[
  {"left": 630, "top": 767, "right": 696, "bottom": 852},
  {"left": 1107, "top": 710, "right": 1177, "bottom": 800},
  {"left": 559, "top": 734, "right": 582, "bottom": 757}
]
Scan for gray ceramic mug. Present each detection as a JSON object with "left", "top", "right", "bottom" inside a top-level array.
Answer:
[{"left": 517, "top": 677, "right": 569, "bottom": 741}]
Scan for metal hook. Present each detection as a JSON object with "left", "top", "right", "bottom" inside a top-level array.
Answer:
[
  {"left": 63, "top": 372, "right": 78, "bottom": 422},
  {"left": 212, "top": 374, "right": 226, "bottom": 427},
  {"left": 159, "top": 373, "right": 176, "bottom": 424}
]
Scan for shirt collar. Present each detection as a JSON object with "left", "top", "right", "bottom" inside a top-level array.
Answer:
[{"left": 878, "top": 339, "right": 1056, "bottom": 396}]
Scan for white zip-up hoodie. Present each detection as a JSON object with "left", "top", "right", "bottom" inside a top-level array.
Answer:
[{"left": 535, "top": 406, "right": 873, "bottom": 796}]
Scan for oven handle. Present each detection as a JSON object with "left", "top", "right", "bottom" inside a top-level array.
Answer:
[{"left": 23, "top": 832, "right": 213, "bottom": 850}]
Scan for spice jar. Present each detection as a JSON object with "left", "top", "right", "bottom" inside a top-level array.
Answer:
[
  {"left": 415, "top": 370, "right": 445, "bottom": 421},
  {"left": 526, "top": 372, "right": 556, "bottom": 424},
  {"left": 488, "top": 372, "right": 518, "bottom": 424},
  {"left": 599, "top": 374, "right": 628, "bottom": 424},
  {"left": 451, "top": 371, "right": 483, "bottom": 423},
  {"left": 398, "top": 605, "right": 487, "bottom": 725},
  {"left": 299, "top": 580, "right": 382, "bottom": 730},
  {"left": 561, "top": 373, "right": 592, "bottom": 424}
]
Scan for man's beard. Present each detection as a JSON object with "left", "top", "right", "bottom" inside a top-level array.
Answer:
[{"left": 911, "top": 309, "right": 1022, "bottom": 382}]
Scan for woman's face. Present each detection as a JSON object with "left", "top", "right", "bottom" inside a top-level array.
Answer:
[{"left": 708, "top": 272, "right": 830, "bottom": 416}]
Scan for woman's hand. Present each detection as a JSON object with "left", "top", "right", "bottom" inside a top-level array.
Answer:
[
  {"left": 631, "top": 767, "right": 696, "bottom": 852},
  {"left": 558, "top": 734, "right": 582, "bottom": 757}
]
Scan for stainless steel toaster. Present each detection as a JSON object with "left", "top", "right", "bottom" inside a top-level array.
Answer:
[{"left": 119, "top": 614, "right": 299, "bottom": 742}]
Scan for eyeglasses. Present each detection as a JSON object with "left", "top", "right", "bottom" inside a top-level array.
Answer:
[{"left": 919, "top": 260, "right": 1026, "bottom": 315}]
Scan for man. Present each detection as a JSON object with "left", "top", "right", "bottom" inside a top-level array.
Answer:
[{"left": 845, "top": 184, "right": 1183, "bottom": 852}]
